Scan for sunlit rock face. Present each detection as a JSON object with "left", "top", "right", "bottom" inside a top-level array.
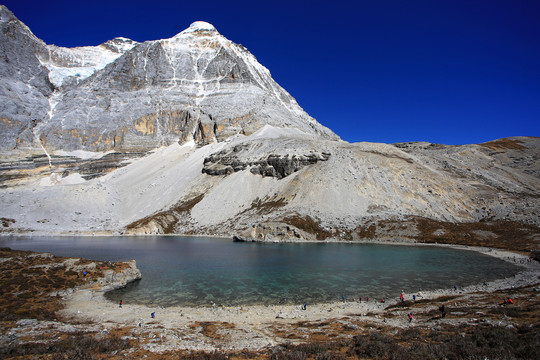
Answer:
[
  {"left": 0, "top": 6, "right": 337, "bottom": 153},
  {"left": 0, "top": 6, "right": 53, "bottom": 151}
]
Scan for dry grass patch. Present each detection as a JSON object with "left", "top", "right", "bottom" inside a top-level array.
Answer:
[
  {"left": 189, "top": 321, "right": 236, "bottom": 340},
  {"left": 0, "top": 247, "right": 131, "bottom": 321},
  {"left": 0, "top": 330, "right": 132, "bottom": 360},
  {"left": 126, "top": 194, "right": 205, "bottom": 234},
  {"left": 269, "top": 324, "right": 304, "bottom": 340},
  {"left": 272, "top": 323, "right": 540, "bottom": 360},
  {"left": 0, "top": 217, "right": 15, "bottom": 228},
  {"left": 247, "top": 197, "right": 288, "bottom": 215},
  {"left": 353, "top": 224, "right": 377, "bottom": 239},
  {"left": 415, "top": 217, "right": 540, "bottom": 252},
  {"left": 481, "top": 138, "right": 527, "bottom": 151},
  {"left": 283, "top": 215, "right": 331, "bottom": 240}
]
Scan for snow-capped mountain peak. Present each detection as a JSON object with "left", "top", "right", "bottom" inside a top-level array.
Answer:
[
  {"left": 180, "top": 21, "right": 219, "bottom": 34},
  {"left": 0, "top": 5, "right": 338, "bottom": 153}
]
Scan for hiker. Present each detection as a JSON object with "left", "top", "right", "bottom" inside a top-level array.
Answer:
[
  {"left": 408, "top": 312, "right": 413, "bottom": 323},
  {"left": 119, "top": 299, "right": 123, "bottom": 308},
  {"left": 342, "top": 295, "right": 346, "bottom": 303},
  {"left": 413, "top": 295, "right": 416, "bottom": 301},
  {"left": 366, "top": 296, "right": 369, "bottom": 301},
  {"left": 381, "top": 298, "right": 385, "bottom": 303},
  {"left": 439, "top": 305, "right": 446, "bottom": 318},
  {"left": 504, "top": 298, "right": 514, "bottom": 305},
  {"left": 151, "top": 312, "right": 155, "bottom": 319},
  {"left": 302, "top": 302, "right": 307, "bottom": 310},
  {"left": 400, "top": 292, "right": 404, "bottom": 301}
]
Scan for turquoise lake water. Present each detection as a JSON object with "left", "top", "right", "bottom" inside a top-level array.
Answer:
[{"left": 1, "top": 236, "right": 521, "bottom": 307}]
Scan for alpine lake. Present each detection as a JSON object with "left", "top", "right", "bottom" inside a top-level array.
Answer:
[{"left": 1, "top": 235, "right": 521, "bottom": 307}]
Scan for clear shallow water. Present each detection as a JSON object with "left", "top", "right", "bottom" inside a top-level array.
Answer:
[{"left": 1, "top": 236, "right": 521, "bottom": 307}]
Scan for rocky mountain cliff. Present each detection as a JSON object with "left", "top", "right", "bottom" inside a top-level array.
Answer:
[
  {"left": 0, "top": 6, "right": 538, "bottom": 249},
  {"left": 0, "top": 6, "right": 336, "bottom": 154}
]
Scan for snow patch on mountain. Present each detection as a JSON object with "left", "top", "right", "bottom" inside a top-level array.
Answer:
[{"left": 40, "top": 38, "right": 138, "bottom": 87}]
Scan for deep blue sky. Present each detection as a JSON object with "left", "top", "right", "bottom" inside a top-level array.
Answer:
[{"left": 4, "top": 0, "right": 539, "bottom": 144}]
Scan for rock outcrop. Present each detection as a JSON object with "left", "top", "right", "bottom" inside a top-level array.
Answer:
[
  {"left": 92, "top": 260, "right": 142, "bottom": 292},
  {"left": 202, "top": 143, "right": 331, "bottom": 178}
]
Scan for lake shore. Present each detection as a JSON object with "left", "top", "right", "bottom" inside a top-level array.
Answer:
[{"left": 56, "top": 241, "right": 540, "bottom": 352}]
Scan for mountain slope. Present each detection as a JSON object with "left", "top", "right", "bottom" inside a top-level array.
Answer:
[
  {"left": 0, "top": 6, "right": 538, "bottom": 249},
  {"left": 0, "top": 129, "right": 538, "bottom": 249}
]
